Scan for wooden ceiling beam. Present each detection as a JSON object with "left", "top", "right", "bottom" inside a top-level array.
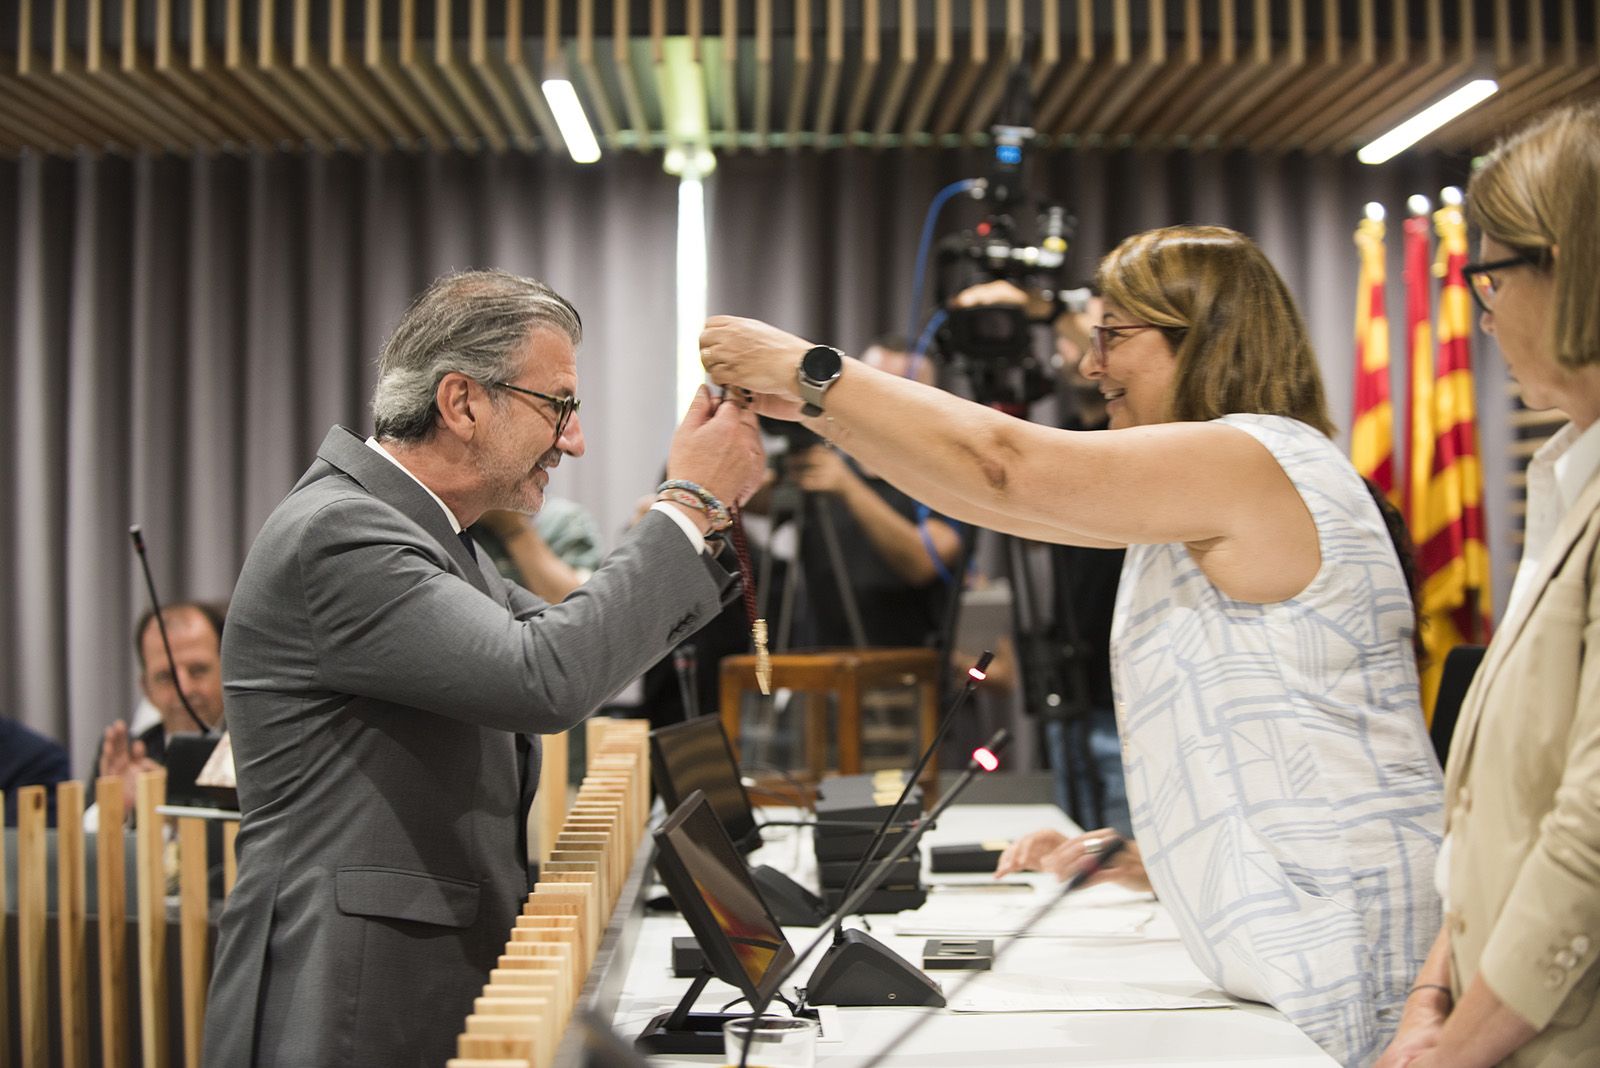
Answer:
[
  {"left": 503, "top": 0, "right": 563, "bottom": 149},
  {"left": 902, "top": 0, "right": 952, "bottom": 138},
  {"left": 872, "top": 0, "right": 916, "bottom": 142},
  {"left": 1081, "top": 0, "right": 1169, "bottom": 139},
  {"left": 1247, "top": 0, "right": 1377, "bottom": 152},
  {"left": 840, "top": 0, "right": 880, "bottom": 138},
  {"left": 815, "top": 0, "right": 845, "bottom": 139},
  {"left": 1113, "top": 0, "right": 1202, "bottom": 136},
  {"left": 932, "top": 0, "right": 991, "bottom": 137},
  {"left": 785, "top": 0, "right": 814, "bottom": 146},
  {"left": 962, "top": 0, "right": 1025, "bottom": 137},
  {"left": 431, "top": 0, "right": 509, "bottom": 151},
  {"left": 468, "top": 0, "right": 537, "bottom": 151},
  {"left": 1033, "top": 0, "right": 1093, "bottom": 133},
  {"left": 611, "top": 0, "right": 651, "bottom": 146},
  {"left": 365, "top": 0, "right": 452, "bottom": 148}
]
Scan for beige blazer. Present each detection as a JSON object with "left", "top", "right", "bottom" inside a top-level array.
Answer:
[{"left": 1442, "top": 463, "right": 1600, "bottom": 1068}]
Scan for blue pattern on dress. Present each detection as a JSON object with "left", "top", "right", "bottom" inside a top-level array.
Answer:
[{"left": 1111, "top": 414, "right": 1443, "bottom": 1066}]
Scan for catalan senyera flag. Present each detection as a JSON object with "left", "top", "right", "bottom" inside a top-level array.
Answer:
[
  {"left": 1410, "top": 198, "right": 1493, "bottom": 721},
  {"left": 1351, "top": 214, "right": 1395, "bottom": 497},
  {"left": 1403, "top": 212, "right": 1435, "bottom": 528}
]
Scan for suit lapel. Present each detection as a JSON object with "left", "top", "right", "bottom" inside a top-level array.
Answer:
[
  {"left": 1447, "top": 469, "right": 1600, "bottom": 795},
  {"left": 314, "top": 426, "right": 498, "bottom": 600}
]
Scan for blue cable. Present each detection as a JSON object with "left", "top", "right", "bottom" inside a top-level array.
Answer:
[
  {"left": 906, "top": 308, "right": 947, "bottom": 384},
  {"left": 907, "top": 178, "right": 982, "bottom": 345}
]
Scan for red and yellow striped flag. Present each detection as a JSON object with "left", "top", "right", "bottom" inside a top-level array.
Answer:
[
  {"left": 1403, "top": 209, "right": 1435, "bottom": 526},
  {"left": 1351, "top": 210, "right": 1395, "bottom": 496},
  {"left": 1411, "top": 194, "right": 1493, "bottom": 720}
]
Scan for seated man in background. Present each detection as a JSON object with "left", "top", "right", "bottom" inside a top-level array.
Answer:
[
  {"left": 0, "top": 718, "right": 71, "bottom": 826},
  {"left": 91, "top": 601, "right": 226, "bottom": 827}
]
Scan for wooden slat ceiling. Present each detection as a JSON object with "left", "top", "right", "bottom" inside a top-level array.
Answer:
[{"left": 1, "top": 1, "right": 1596, "bottom": 160}]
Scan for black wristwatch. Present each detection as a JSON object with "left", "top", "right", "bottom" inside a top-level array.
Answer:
[{"left": 797, "top": 345, "right": 845, "bottom": 417}]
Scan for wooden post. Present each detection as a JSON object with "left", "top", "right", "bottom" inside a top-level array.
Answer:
[
  {"left": 177, "top": 818, "right": 210, "bottom": 1068},
  {"left": 222, "top": 820, "right": 239, "bottom": 896},
  {"left": 95, "top": 777, "right": 130, "bottom": 1068},
  {"left": 0, "top": 789, "right": 9, "bottom": 1068},
  {"left": 17, "top": 785, "right": 49, "bottom": 1068},
  {"left": 56, "top": 781, "right": 89, "bottom": 1068},
  {"left": 533, "top": 729, "right": 568, "bottom": 867},
  {"left": 135, "top": 770, "right": 169, "bottom": 1068}
]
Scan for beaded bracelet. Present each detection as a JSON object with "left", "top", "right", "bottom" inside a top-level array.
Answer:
[{"left": 656, "top": 479, "right": 731, "bottom": 533}]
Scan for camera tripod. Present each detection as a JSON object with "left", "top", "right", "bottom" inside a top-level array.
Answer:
[{"left": 756, "top": 468, "right": 868, "bottom": 653}]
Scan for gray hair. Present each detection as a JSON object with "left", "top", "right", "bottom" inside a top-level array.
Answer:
[{"left": 371, "top": 269, "right": 583, "bottom": 442}]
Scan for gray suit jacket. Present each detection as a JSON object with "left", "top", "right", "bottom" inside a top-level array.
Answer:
[{"left": 203, "top": 427, "right": 733, "bottom": 1067}]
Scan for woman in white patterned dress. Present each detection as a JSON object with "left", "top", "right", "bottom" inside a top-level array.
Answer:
[{"left": 700, "top": 226, "right": 1443, "bottom": 1065}]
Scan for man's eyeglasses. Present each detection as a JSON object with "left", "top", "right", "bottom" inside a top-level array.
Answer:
[
  {"left": 490, "top": 381, "right": 581, "bottom": 444},
  {"left": 1461, "top": 254, "right": 1543, "bottom": 315},
  {"left": 1089, "top": 323, "right": 1162, "bottom": 366}
]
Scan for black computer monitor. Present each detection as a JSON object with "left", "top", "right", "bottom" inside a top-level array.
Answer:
[
  {"left": 650, "top": 717, "right": 761, "bottom": 853},
  {"left": 635, "top": 791, "right": 798, "bottom": 1054}
]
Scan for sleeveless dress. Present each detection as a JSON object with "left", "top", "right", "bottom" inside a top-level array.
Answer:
[{"left": 1111, "top": 414, "right": 1444, "bottom": 1066}]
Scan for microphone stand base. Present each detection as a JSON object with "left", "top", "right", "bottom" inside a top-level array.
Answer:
[{"left": 802, "top": 928, "right": 946, "bottom": 1008}]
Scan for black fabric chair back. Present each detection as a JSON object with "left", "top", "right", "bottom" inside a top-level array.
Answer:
[{"left": 1431, "top": 644, "right": 1487, "bottom": 768}]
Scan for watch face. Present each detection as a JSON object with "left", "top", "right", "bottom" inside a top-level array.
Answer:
[{"left": 801, "top": 345, "right": 843, "bottom": 383}]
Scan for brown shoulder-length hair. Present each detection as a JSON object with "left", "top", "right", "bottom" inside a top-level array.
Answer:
[
  {"left": 1467, "top": 102, "right": 1600, "bottom": 370},
  {"left": 1094, "top": 226, "right": 1336, "bottom": 436}
]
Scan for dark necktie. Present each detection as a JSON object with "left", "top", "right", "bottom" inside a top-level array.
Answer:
[{"left": 458, "top": 530, "right": 478, "bottom": 563}]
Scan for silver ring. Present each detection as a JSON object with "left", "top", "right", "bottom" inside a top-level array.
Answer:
[{"left": 1081, "top": 836, "right": 1106, "bottom": 856}]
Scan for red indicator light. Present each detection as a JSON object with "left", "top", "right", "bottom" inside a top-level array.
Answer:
[
  {"left": 968, "top": 667, "right": 987, "bottom": 682},
  {"left": 973, "top": 747, "right": 999, "bottom": 772},
  {"left": 976, "top": 221, "right": 991, "bottom": 236}
]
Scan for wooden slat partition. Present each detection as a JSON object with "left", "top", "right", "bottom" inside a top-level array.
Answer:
[
  {"left": 0, "top": 789, "right": 8, "bottom": 1068},
  {"left": 94, "top": 777, "right": 131, "bottom": 1068},
  {"left": 17, "top": 787, "right": 49, "bottom": 1068},
  {"left": 135, "top": 770, "right": 169, "bottom": 1068},
  {"left": 56, "top": 782, "right": 89, "bottom": 1068},
  {"left": 449, "top": 719, "right": 651, "bottom": 1068},
  {"left": 177, "top": 818, "right": 210, "bottom": 1068}
]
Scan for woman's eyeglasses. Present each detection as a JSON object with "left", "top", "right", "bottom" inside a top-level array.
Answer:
[
  {"left": 1088, "top": 323, "right": 1162, "bottom": 365},
  {"left": 1461, "top": 254, "right": 1543, "bottom": 315}
]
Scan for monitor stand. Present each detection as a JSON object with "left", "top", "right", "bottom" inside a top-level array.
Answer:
[{"left": 633, "top": 969, "right": 747, "bottom": 1056}]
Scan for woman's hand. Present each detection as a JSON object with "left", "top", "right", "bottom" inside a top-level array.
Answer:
[
  {"left": 996, "top": 828, "right": 1151, "bottom": 892},
  {"left": 700, "top": 316, "right": 814, "bottom": 399},
  {"left": 949, "top": 279, "right": 1030, "bottom": 309},
  {"left": 1373, "top": 989, "right": 1451, "bottom": 1068}
]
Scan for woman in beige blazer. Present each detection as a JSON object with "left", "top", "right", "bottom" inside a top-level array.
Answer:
[{"left": 1376, "top": 104, "right": 1600, "bottom": 1068}]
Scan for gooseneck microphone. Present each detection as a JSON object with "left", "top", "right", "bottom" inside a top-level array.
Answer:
[
  {"left": 129, "top": 525, "right": 214, "bottom": 735},
  {"left": 758, "top": 725, "right": 1017, "bottom": 1016},
  {"left": 830, "top": 650, "right": 995, "bottom": 926},
  {"left": 734, "top": 729, "right": 1013, "bottom": 1068}
]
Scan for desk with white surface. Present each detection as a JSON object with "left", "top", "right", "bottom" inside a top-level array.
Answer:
[{"left": 607, "top": 802, "right": 1338, "bottom": 1067}]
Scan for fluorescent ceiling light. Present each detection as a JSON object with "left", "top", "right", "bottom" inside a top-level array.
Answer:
[
  {"left": 1358, "top": 79, "right": 1498, "bottom": 165},
  {"left": 542, "top": 79, "right": 602, "bottom": 164}
]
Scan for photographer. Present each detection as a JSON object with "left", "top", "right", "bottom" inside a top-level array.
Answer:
[
  {"left": 783, "top": 339, "right": 961, "bottom": 649},
  {"left": 702, "top": 225, "right": 1442, "bottom": 1066}
]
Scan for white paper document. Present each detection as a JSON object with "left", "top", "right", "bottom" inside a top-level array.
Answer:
[
  {"left": 895, "top": 884, "right": 1168, "bottom": 939},
  {"left": 948, "top": 972, "right": 1237, "bottom": 1014}
]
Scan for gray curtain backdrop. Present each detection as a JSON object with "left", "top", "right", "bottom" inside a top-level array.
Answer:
[
  {"left": 2, "top": 149, "right": 680, "bottom": 774},
  {"left": 4, "top": 143, "right": 1516, "bottom": 776}
]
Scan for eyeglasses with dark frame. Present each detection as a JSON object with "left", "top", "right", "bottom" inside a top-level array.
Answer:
[
  {"left": 1461, "top": 254, "right": 1544, "bottom": 315},
  {"left": 490, "top": 381, "right": 581, "bottom": 445},
  {"left": 1088, "top": 323, "right": 1163, "bottom": 366}
]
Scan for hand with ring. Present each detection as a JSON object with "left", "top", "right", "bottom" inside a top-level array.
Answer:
[{"left": 995, "top": 827, "right": 1152, "bottom": 893}]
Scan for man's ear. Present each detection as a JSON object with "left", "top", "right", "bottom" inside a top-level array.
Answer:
[{"left": 434, "top": 372, "right": 481, "bottom": 441}]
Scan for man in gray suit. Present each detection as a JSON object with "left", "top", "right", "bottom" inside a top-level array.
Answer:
[{"left": 203, "top": 270, "right": 765, "bottom": 1067}]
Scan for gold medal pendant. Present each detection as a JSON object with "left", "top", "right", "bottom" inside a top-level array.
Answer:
[{"left": 753, "top": 618, "right": 772, "bottom": 696}]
